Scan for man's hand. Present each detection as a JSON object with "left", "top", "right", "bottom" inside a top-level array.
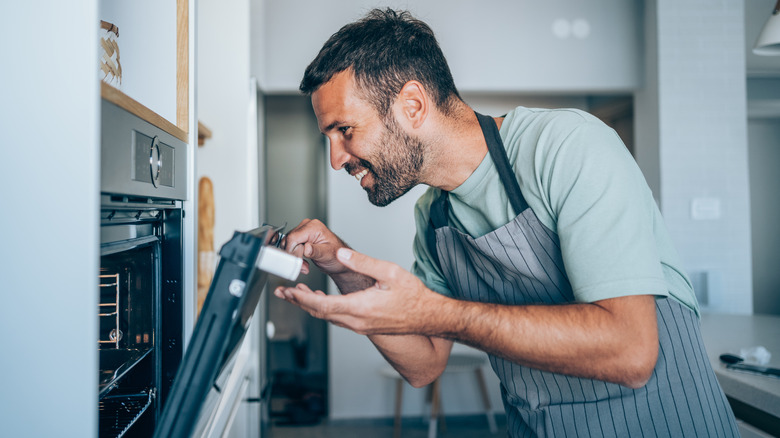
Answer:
[
  {"left": 275, "top": 246, "right": 453, "bottom": 386},
  {"left": 283, "top": 219, "right": 349, "bottom": 276},
  {"left": 274, "top": 247, "right": 441, "bottom": 335}
]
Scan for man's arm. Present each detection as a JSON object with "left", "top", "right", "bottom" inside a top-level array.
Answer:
[
  {"left": 438, "top": 293, "right": 658, "bottom": 388},
  {"left": 280, "top": 219, "right": 454, "bottom": 386},
  {"left": 276, "top": 247, "right": 659, "bottom": 389}
]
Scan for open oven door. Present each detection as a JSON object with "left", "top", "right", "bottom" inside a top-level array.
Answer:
[{"left": 154, "top": 224, "right": 298, "bottom": 438}]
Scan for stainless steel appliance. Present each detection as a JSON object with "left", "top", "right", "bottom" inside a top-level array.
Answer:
[{"left": 99, "top": 100, "right": 188, "bottom": 437}]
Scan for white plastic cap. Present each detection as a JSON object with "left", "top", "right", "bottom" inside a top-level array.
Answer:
[{"left": 256, "top": 246, "right": 302, "bottom": 281}]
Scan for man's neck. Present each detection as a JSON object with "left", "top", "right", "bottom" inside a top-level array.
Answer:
[{"left": 421, "top": 104, "right": 493, "bottom": 192}]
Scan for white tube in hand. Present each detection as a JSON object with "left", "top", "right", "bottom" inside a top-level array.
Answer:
[{"left": 256, "top": 246, "right": 302, "bottom": 281}]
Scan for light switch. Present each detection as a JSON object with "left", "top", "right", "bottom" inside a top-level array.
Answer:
[{"left": 691, "top": 197, "right": 721, "bottom": 220}]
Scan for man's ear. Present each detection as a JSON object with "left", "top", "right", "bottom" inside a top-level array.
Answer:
[{"left": 396, "top": 80, "right": 428, "bottom": 129}]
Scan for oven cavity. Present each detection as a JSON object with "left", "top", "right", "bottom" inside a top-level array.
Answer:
[
  {"left": 98, "top": 204, "right": 164, "bottom": 437},
  {"left": 99, "top": 246, "right": 155, "bottom": 351}
]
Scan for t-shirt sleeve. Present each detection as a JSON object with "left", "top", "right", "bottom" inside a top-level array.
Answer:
[
  {"left": 411, "top": 189, "right": 454, "bottom": 297},
  {"left": 541, "top": 119, "right": 668, "bottom": 303}
]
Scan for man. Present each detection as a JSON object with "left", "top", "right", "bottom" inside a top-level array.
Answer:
[{"left": 274, "top": 8, "right": 739, "bottom": 437}]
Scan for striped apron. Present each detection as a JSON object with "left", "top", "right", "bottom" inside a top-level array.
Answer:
[{"left": 426, "top": 112, "right": 739, "bottom": 437}]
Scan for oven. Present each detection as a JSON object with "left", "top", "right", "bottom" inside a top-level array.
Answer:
[{"left": 99, "top": 100, "right": 187, "bottom": 437}]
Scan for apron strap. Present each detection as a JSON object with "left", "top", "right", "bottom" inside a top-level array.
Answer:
[
  {"left": 427, "top": 190, "right": 450, "bottom": 266},
  {"left": 474, "top": 112, "right": 529, "bottom": 214},
  {"left": 426, "top": 112, "right": 529, "bottom": 271}
]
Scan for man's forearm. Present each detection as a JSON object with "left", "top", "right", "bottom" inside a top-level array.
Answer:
[
  {"left": 367, "top": 334, "right": 453, "bottom": 388},
  {"left": 331, "top": 272, "right": 453, "bottom": 386},
  {"left": 427, "top": 294, "right": 659, "bottom": 388}
]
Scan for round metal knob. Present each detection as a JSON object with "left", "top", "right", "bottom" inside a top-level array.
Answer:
[{"left": 149, "top": 136, "right": 162, "bottom": 187}]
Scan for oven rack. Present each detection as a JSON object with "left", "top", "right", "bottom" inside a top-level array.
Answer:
[
  {"left": 99, "top": 348, "right": 153, "bottom": 399},
  {"left": 99, "top": 272, "right": 121, "bottom": 348},
  {"left": 99, "top": 388, "right": 155, "bottom": 438}
]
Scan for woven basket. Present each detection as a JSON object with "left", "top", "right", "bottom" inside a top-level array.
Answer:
[{"left": 99, "top": 20, "right": 122, "bottom": 87}]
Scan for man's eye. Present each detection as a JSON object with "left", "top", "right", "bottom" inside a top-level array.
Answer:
[{"left": 339, "top": 126, "right": 351, "bottom": 135}]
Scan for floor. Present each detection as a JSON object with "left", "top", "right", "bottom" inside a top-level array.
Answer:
[{"left": 269, "top": 415, "right": 507, "bottom": 438}]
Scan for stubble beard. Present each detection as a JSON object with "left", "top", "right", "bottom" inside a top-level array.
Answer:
[{"left": 362, "top": 116, "right": 426, "bottom": 207}]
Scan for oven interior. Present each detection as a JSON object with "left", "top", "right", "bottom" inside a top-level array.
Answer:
[{"left": 98, "top": 202, "right": 181, "bottom": 438}]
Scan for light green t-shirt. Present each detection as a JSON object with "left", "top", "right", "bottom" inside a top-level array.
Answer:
[{"left": 411, "top": 107, "right": 698, "bottom": 315}]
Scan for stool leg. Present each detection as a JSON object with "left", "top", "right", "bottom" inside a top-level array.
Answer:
[
  {"left": 394, "top": 378, "right": 403, "bottom": 438},
  {"left": 428, "top": 378, "right": 441, "bottom": 438},
  {"left": 475, "top": 368, "right": 497, "bottom": 433}
]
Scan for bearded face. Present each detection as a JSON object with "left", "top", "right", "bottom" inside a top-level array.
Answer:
[{"left": 344, "top": 115, "right": 426, "bottom": 207}]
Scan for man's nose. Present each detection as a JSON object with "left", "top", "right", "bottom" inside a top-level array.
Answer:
[{"left": 329, "top": 139, "right": 351, "bottom": 170}]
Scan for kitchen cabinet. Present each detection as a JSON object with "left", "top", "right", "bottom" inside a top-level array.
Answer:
[{"left": 257, "top": 0, "right": 642, "bottom": 93}]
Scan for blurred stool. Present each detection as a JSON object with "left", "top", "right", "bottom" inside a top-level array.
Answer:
[{"left": 380, "top": 353, "right": 497, "bottom": 438}]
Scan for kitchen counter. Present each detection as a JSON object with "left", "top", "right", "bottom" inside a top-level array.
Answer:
[{"left": 699, "top": 312, "right": 780, "bottom": 435}]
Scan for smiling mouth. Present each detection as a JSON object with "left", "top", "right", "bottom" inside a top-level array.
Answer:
[{"left": 354, "top": 169, "right": 369, "bottom": 183}]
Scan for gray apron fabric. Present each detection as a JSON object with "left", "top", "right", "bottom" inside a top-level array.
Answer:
[{"left": 427, "top": 112, "right": 739, "bottom": 437}]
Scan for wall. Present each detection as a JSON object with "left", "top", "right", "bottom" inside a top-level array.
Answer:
[
  {"left": 0, "top": 1, "right": 99, "bottom": 437},
  {"left": 99, "top": 0, "right": 178, "bottom": 123},
  {"left": 197, "top": 0, "right": 258, "bottom": 246},
  {"left": 635, "top": 0, "right": 752, "bottom": 314},
  {"left": 260, "top": 0, "right": 642, "bottom": 94}
]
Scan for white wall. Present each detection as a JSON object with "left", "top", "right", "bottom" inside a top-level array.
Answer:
[
  {"left": 197, "top": 0, "right": 259, "bottom": 247},
  {"left": 0, "top": 1, "right": 99, "bottom": 437},
  {"left": 99, "top": 0, "right": 178, "bottom": 124},
  {"left": 636, "top": 0, "right": 752, "bottom": 314},
  {"left": 261, "top": 0, "right": 642, "bottom": 94}
]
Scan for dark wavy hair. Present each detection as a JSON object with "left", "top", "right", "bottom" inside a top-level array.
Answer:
[{"left": 299, "top": 8, "right": 461, "bottom": 117}]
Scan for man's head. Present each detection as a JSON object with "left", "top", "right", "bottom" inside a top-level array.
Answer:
[
  {"left": 299, "top": 8, "right": 460, "bottom": 118},
  {"left": 302, "top": 9, "right": 462, "bottom": 207},
  {"left": 310, "top": 68, "right": 427, "bottom": 207}
]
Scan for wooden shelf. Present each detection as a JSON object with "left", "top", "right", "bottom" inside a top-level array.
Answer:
[
  {"left": 197, "top": 121, "right": 212, "bottom": 146},
  {"left": 101, "top": 82, "right": 188, "bottom": 142}
]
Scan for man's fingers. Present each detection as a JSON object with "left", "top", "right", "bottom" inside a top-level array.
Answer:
[
  {"left": 274, "top": 283, "right": 353, "bottom": 321},
  {"left": 300, "top": 260, "right": 310, "bottom": 275},
  {"left": 336, "top": 248, "right": 396, "bottom": 283}
]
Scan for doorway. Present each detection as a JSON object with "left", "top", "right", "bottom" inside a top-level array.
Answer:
[
  {"left": 747, "top": 116, "right": 780, "bottom": 316},
  {"left": 264, "top": 95, "right": 330, "bottom": 426}
]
